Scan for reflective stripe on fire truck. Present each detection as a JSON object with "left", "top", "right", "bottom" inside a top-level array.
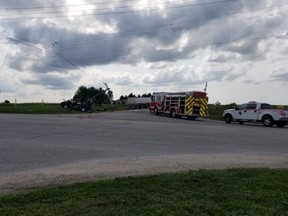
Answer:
[
  {"left": 200, "top": 98, "right": 208, "bottom": 116},
  {"left": 185, "top": 96, "right": 208, "bottom": 117}
]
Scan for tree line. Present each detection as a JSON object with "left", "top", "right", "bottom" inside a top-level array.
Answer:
[{"left": 119, "top": 93, "right": 152, "bottom": 100}]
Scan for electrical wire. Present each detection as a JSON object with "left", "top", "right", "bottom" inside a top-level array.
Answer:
[
  {"left": 3, "top": 0, "right": 287, "bottom": 84},
  {"left": 0, "top": 0, "right": 198, "bottom": 13},
  {"left": 2, "top": 1, "right": 287, "bottom": 48},
  {"left": 14, "top": 32, "right": 286, "bottom": 90},
  {"left": 0, "top": 0, "right": 166, "bottom": 11},
  {"left": 53, "top": 33, "right": 288, "bottom": 63},
  {"left": 54, "top": 3, "right": 288, "bottom": 46},
  {"left": 0, "top": 0, "right": 238, "bottom": 20},
  {"left": 0, "top": 32, "right": 44, "bottom": 50}
]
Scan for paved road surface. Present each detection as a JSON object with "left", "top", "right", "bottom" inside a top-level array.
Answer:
[{"left": 0, "top": 110, "right": 287, "bottom": 193}]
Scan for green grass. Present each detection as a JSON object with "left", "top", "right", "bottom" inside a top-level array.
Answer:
[
  {"left": 207, "top": 104, "right": 236, "bottom": 120},
  {"left": 0, "top": 103, "right": 67, "bottom": 114},
  {"left": 0, "top": 103, "right": 129, "bottom": 114},
  {"left": 0, "top": 169, "right": 287, "bottom": 216}
]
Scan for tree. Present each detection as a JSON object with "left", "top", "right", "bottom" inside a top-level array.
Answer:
[
  {"left": 128, "top": 93, "right": 135, "bottom": 98},
  {"left": 142, "top": 93, "right": 152, "bottom": 97},
  {"left": 73, "top": 85, "right": 112, "bottom": 106},
  {"left": 215, "top": 101, "right": 221, "bottom": 106}
]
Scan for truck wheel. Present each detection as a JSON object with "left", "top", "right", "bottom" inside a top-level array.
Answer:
[
  {"left": 275, "top": 121, "right": 287, "bottom": 128},
  {"left": 224, "top": 114, "right": 232, "bottom": 123},
  {"left": 154, "top": 107, "right": 159, "bottom": 115},
  {"left": 188, "top": 116, "right": 196, "bottom": 120},
  {"left": 262, "top": 115, "right": 274, "bottom": 127},
  {"left": 171, "top": 109, "right": 177, "bottom": 118}
]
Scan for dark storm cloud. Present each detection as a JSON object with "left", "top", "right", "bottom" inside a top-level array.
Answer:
[
  {"left": 0, "top": 1, "right": 242, "bottom": 67},
  {"left": 1, "top": 0, "right": 287, "bottom": 88}
]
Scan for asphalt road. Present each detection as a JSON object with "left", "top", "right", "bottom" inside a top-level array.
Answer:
[{"left": 0, "top": 110, "right": 287, "bottom": 193}]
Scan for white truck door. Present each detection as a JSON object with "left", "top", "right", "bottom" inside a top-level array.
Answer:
[
  {"left": 235, "top": 103, "right": 248, "bottom": 120},
  {"left": 244, "top": 103, "right": 258, "bottom": 120}
]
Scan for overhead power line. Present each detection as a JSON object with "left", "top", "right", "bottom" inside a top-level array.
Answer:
[
  {"left": 54, "top": 3, "right": 288, "bottom": 46},
  {"left": 1, "top": 0, "right": 192, "bottom": 12},
  {"left": 1, "top": 1, "right": 286, "bottom": 52},
  {"left": 3, "top": 1, "right": 288, "bottom": 77},
  {"left": 51, "top": 41, "right": 100, "bottom": 84},
  {"left": 0, "top": 31, "right": 44, "bottom": 50},
  {"left": 55, "top": 33, "right": 288, "bottom": 62},
  {"left": 12, "top": 32, "right": 287, "bottom": 87},
  {"left": 0, "top": 0, "right": 157, "bottom": 11},
  {"left": 15, "top": 32, "right": 288, "bottom": 69},
  {"left": 0, "top": 0, "right": 237, "bottom": 20},
  {"left": 0, "top": 0, "right": 237, "bottom": 12}
]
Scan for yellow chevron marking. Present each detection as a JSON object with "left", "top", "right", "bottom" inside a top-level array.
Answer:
[
  {"left": 185, "top": 96, "right": 209, "bottom": 116},
  {"left": 199, "top": 98, "right": 208, "bottom": 116}
]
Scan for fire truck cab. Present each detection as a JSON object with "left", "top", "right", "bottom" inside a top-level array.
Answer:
[{"left": 150, "top": 91, "right": 208, "bottom": 119}]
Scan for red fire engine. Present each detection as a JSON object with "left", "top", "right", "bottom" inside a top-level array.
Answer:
[{"left": 150, "top": 91, "right": 208, "bottom": 119}]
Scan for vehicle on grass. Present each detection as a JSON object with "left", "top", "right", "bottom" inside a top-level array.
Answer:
[
  {"left": 60, "top": 98, "right": 94, "bottom": 112},
  {"left": 150, "top": 91, "right": 208, "bottom": 119},
  {"left": 61, "top": 83, "right": 110, "bottom": 113},
  {"left": 223, "top": 102, "right": 288, "bottom": 127}
]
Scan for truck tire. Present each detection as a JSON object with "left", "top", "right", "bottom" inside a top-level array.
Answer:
[
  {"left": 224, "top": 114, "right": 232, "bottom": 123},
  {"left": 154, "top": 107, "right": 159, "bottom": 115},
  {"left": 188, "top": 116, "right": 196, "bottom": 120},
  {"left": 171, "top": 109, "right": 177, "bottom": 118},
  {"left": 262, "top": 115, "right": 274, "bottom": 127}
]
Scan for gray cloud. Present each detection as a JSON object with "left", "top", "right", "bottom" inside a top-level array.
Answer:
[
  {"left": 4, "top": 1, "right": 273, "bottom": 68},
  {"left": 1, "top": 0, "right": 287, "bottom": 93},
  {"left": 22, "top": 73, "right": 76, "bottom": 90},
  {"left": 272, "top": 72, "right": 288, "bottom": 82}
]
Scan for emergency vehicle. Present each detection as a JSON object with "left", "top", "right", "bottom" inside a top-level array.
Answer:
[
  {"left": 223, "top": 101, "right": 288, "bottom": 127},
  {"left": 150, "top": 91, "right": 208, "bottom": 119}
]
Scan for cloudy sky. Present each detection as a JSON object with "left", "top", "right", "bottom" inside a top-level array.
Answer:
[{"left": 0, "top": 0, "right": 287, "bottom": 104}]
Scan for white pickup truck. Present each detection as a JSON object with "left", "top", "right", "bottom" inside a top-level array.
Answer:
[{"left": 223, "top": 102, "right": 288, "bottom": 127}]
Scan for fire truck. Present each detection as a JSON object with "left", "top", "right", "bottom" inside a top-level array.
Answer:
[{"left": 150, "top": 91, "right": 208, "bottom": 119}]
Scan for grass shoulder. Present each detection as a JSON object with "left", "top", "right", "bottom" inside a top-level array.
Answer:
[
  {"left": 0, "top": 169, "right": 287, "bottom": 216},
  {"left": 0, "top": 103, "right": 129, "bottom": 114}
]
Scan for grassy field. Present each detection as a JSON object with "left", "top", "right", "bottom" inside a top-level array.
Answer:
[
  {"left": 207, "top": 104, "right": 235, "bottom": 120},
  {"left": 1, "top": 103, "right": 287, "bottom": 121},
  {"left": 0, "top": 169, "right": 287, "bottom": 216},
  {"left": 0, "top": 103, "right": 237, "bottom": 120},
  {"left": 0, "top": 103, "right": 128, "bottom": 114}
]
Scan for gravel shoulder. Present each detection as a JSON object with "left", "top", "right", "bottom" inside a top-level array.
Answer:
[{"left": 1, "top": 152, "right": 287, "bottom": 195}]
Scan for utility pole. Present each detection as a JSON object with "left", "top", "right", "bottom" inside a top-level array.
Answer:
[{"left": 204, "top": 82, "right": 208, "bottom": 93}]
